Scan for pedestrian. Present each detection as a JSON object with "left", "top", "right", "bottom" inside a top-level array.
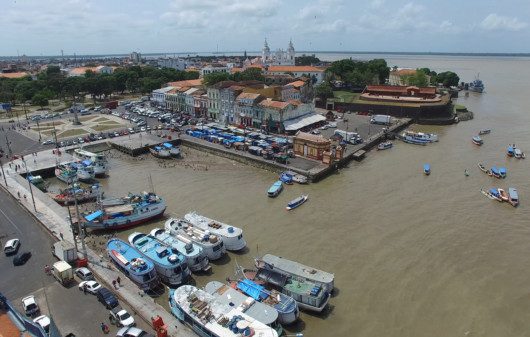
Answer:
[
  {"left": 112, "top": 279, "right": 117, "bottom": 289},
  {"left": 17, "top": 191, "right": 20, "bottom": 199},
  {"left": 83, "top": 283, "right": 87, "bottom": 295},
  {"left": 60, "top": 232, "right": 64, "bottom": 240},
  {"left": 23, "top": 194, "right": 27, "bottom": 201},
  {"left": 44, "top": 264, "right": 50, "bottom": 275},
  {"left": 100, "top": 322, "right": 107, "bottom": 333},
  {"left": 116, "top": 276, "right": 121, "bottom": 287}
]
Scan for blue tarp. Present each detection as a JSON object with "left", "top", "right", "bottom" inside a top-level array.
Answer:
[
  {"left": 237, "top": 279, "right": 268, "bottom": 301},
  {"left": 85, "top": 210, "right": 103, "bottom": 221},
  {"left": 162, "top": 142, "right": 173, "bottom": 148},
  {"left": 82, "top": 159, "right": 92, "bottom": 166}
]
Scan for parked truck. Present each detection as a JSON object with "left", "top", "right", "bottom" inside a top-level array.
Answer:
[
  {"left": 52, "top": 241, "right": 76, "bottom": 263},
  {"left": 370, "top": 114, "right": 392, "bottom": 125},
  {"left": 52, "top": 261, "right": 74, "bottom": 286}
]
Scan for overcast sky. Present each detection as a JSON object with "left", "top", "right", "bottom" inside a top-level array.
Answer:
[{"left": 1, "top": 0, "right": 529, "bottom": 56}]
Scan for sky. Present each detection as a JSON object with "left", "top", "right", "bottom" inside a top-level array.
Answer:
[{"left": 1, "top": 0, "right": 529, "bottom": 56}]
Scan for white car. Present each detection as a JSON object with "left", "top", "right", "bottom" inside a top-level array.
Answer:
[
  {"left": 110, "top": 307, "right": 136, "bottom": 327},
  {"left": 33, "top": 315, "right": 51, "bottom": 333},
  {"left": 4, "top": 238, "right": 20, "bottom": 255},
  {"left": 79, "top": 280, "right": 102, "bottom": 294},
  {"left": 116, "top": 327, "right": 154, "bottom": 337},
  {"left": 22, "top": 295, "right": 39, "bottom": 316},
  {"left": 75, "top": 267, "right": 94, "bottom": 281},
  {"left": 328, "top": 122, "right": 337, "bottom": 128}
]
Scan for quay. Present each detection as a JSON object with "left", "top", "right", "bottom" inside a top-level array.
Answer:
[{"left": 109, "top": 132, "right": 178, "bottom": 156}]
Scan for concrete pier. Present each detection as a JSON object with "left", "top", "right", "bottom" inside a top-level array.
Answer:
[{"left": 109, "top": 133, "right": 178, "bottom": 156}]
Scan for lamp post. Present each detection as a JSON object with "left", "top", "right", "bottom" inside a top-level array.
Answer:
[
  {"left": 35, "top": 118, "right": 42, "bottom": 142},
  {"left": 21, "top": 156, "right": 37, "bottom": 212}
]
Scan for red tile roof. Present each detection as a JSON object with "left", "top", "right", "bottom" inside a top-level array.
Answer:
[
  {"left": 366, "top": 85, "right": 436, "bottom": 95},
  {"left": 166, "top": 79, "right": 203, "bottom": 87},
  {"left": 259, "top": 98, "right": 290, "bottom": 110},
  {"left": 286, "top": 80, "right": 306, "bottom": 88}
]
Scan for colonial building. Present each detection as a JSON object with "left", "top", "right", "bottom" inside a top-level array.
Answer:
[
  {"left": 220, "top": 86, "right": 244, "bottom": 125},
  {"left": 261, "top": 39, "right": 295, "bottom": 66},
  {"left": 293, "top": 131, "right": 331, "bottom": 161},
  {"left": 235, "top": 92, "right": 265, "bottom": 127},
  {"left": 265, "top": 66, "right": 325, "bottom": 84},
  {"left": 259, "top": 99, "right": 293, "bottom": 133},
  {"left": 281, "top": 80, "right": 305, "bottom": 101},
  {"left": 200, "top": 64, "right": 229, "bottom": 77},
  {"left": 152, "top": 86, "right": 175, "bottom": 107}
]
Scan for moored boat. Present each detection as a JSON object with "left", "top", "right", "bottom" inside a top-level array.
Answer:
[
  {"left": 499, "top": 167, "right": 507, "bottom": 178},
  {"left": 283, "top": 171, "right": 307, "bottom": 184},
  {"left": 478, "top": 129, "right": 491, "bottom": 135},
  {"left": 27, "top": 174, "right": 49, "bottom": 192},
  {"left": 149, "top": 146, "right": 171, "bottom": 159},
  {"left": 106, "top": 238, "right": 160, "bottom": 291},
  {"left": 279, "top": 172, "right": 293, "bottom": 185},
  {"left": 498, "top": 188, "right": 509, "bottom": 202},
  {"left": 184, "top": 212, "right": 246, "bottom": 251},
  {"left": 403, "top": 130, "right": 438, "bottom": 142},
  {"left": 286, "top": 195, "right": 308, "bottom": 211},
  {"left": 507, "top": 146, "right": 515, "bottom": 157},
  {"left": 267, "top": 181, "right": 283, "bottom": 198},
  {"left": 164, "top": 218, "right": 226, "bottom": 260},
  {"left": 401, "top": 135, "right": 428, "bottom": 146},
  {"left": 477, "top": 163, "right": 488, "bottom": 173},
  {"left": 162, "top": 142, "right": 181, "bottom": 158},
  {"left": 50, "top": 183, "right": 101, "bottom": 205},
  {"left": 74, "top": 148, "right": 108, "bottom": 177},
  {"left": 490, "top": 166, "right": 501, "bottom": 179},
  {"left": 472, "top": 136, "right": 483, "bottom": 146},
  {"left": 150, "top": 228, "right": 211, "bottom": 273},
  {"left": 423, "top": 163, "right": 430, "bottom": 175},
  {"left": 514, "top": 148, "right": 525, "bottom": 159},
  {"left": 55, "top": 163, "right": 77, "bottom": 183},
  {"left": 508, "top": 188, "right": 519, "bottom": 207},
  {"left": 481, "top": 188, "right": 503, "bottom": 202},
  {"left": 73, "top": 161, "right": 95, "bottom": 182},
  {"left": 128, "top": 232, "right": 190, "bottom": 286},
  {"left": 377, "top": 141, "right": 393, "bottom": 150}
]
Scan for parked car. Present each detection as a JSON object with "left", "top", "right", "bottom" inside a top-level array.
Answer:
[
  {"left": 116, "top": 327, "right": 155, "bottom": 337},
  {"left": 13, "top": 251, "right": 32, "bottom": 266},
  {"left": 96, "top": 288, "right": 119, "bottom": 309},
  {"left": 79, "top": 280, "right": 102, "bottom": 294},
  {"left": 33, "top": 315, "right": 51, "bottom": 333},
  {"left": 22, "top": 295, "right": 39, "bottom": 316},
  {"left": 75, "top": 267, "right": 94, "bottom": 280},
  {"left": 42, "top": 139, "right": 54, "bottom": 145},
  {"left": 310, "top": 129, "right": 321, "bottom": 135},
  {"left": 4, "top": 238, "right": 20, "bottom": 255},
  {"left": 109, "top": 307, "right": 135, "bottom": 327}
]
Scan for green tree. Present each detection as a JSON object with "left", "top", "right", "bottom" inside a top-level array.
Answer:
[
  {"left": 436, "top": 71, "right": 459, "bottom": 87},
  {"left": 367, "top": 59, "right": 389, "bottom": 84},
  {"left": 295, "top": 55, "right": 320, "bottom": 66},
  {"left": 203, "top": 72, "right": 231, "bottom": 86},
  {"left": 31, "top": 93, "right": 49, "bottom": 107},
  {"left": 402, "top": 70, "right": 429, "bottom": 87},
  {"left": 315, "top": 82, "right": 334, "bottom": 100},
  {"left": 231, "top": 68, "right": 264, "bottom": 82}
]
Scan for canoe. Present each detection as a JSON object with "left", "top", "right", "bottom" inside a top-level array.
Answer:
[
  {"left": 423, "top": 163, "right": 430, "bottom": 175},
  {"left": 498, "top": 188, "right": 509, "bottom": 202},
  {"left": 508, "top": 188, "right": 519, "bottom": 207},
  {"left": 267, "top": 181, "right": 283, "bottom": 198},
  {"left": 481, "top": 188, "right": 502, "bottom": 202},
  {"left": 472, "top": 136, "right": 483, "bottom": 145},
  {"left": 286, "top": 195, "right": 308, "bottom": 211}
]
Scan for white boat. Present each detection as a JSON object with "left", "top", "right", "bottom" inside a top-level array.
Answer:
[
  {"left": 286, "top": 195, "right": 308, "bottom": 211},
  {"left": 150, "top": 228, "right": 211, "bottom": 273},
  {"left": 74, "top": 161, "right": 95, "bottom": 182},
  {"left": 184, "top": 212, "right": 246, "bottom": 251},
  {"left": 403, "top": 130, "right": 438, "bottom": 142},
  {"left": 514, "top": 148, "right": 525, "bottom": 159},
  {"left": 377, "top": 141, "right": 393, "bottom": 150},
  {"left": 508, "top": 188, "right": 519, "bottom": 207},
  {"left": 165, "top": 218, "right": 226, "bottom": 260},
  {"left": 74, "top": 148, "right": 109, "bottom": 177},
  {"left": 169, "top": 285, "right": 278, "bottom": 337}
]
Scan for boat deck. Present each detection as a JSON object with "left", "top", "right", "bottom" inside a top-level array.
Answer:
[
  {"left": 261, "top": 254, "right": 334, "bottom": 287},
  {"left": 132, "top": 234, "right": 185, "bottom": 266},
  {"left": 284, "top": 279, "right": 315, "bottom": 295},
  {"left": 107, "top": 239, "right": 153, "bottom": 275}
]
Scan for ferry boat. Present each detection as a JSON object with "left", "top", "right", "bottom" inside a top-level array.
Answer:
[
  {"left": 401, "top": 135, "right": 428, "bottom": 146},
  {"left": 150, "top": 228, "right": 211, "bottom": 273},
  {"left": 257, "top": 254, "right": 334, "bottom": 294},
  {"left": 149, "top": 146, "right": 171, "bottom": 159},
  {"left": 231, "top": 276, "right": 299, "bottom": 325},
  {"left": 55, "top": 163, "right": 77, "bottom": 183},
  {"left": 279, "top": 172, "right": 293, "bottom": 185},
  {"left": 50, "top": 183, "right": 101, "bottom": 206},
  {"left": 507, "top": 146, "right": 515, "bottom": 157},
  {"left": 27, "top": 174, "right": 49, "bottom": 192},
  {"left": 472, "top": 136, "right": 483, "bottom": 146},
  {"left": 73, "top": 161, "right": 95, "bottom": 182},
  {"left": 184, "top": 212, "right": 246, "bottom": 251},
  {"left": 377, "top": 141, "right": 393, "bottom": 150},
  {"left": 286, "top": 195, "right": 308, "bottom": 211},
  {"left": 403, "top": 130, "right": 438, "bottom": 142},
  {"left": 514, "top": 148, "right": 525, "bottom": 159},
  {"left": 508, "top": 188, "right": 519, "bottom": 207},
  {"left": 499, "top": 167, "right": 507, "bottom": 178},
  {"left": 481, "top": 188, "right": 503, "bottom": 202},
  {"left": 106, "top": 238, "right": 160, "bottom": 291},
  {"left": 498, "top": 188, "right": 509, "bottom": 202},
  {"left": 423, "top": 163, "right": 430, "bottom": 175},
  {"left": 205, "top": 281, "right": 283, "bottom": 335},
  {"left": 73, "top": 148, "right": 108, "bottom": 177},
  {"left": 478, "top": 129, "right": 491, "bottom": 135},
  {"left": 162, "top": 142, "right": 181, "bottom": 158},
  {"left": 267, "top": 181, "right": 283, "bottom": 198},
  {"left": 129, "top": 232, "right": 190, "bottom": 286},
  {"left": 165, "top": 218, "right": 226, "bottom": 260},
  {"left": 168, "top": 286, "right": 278, "bottom": 337},
  {"left": 83, "top": 192, "right": 166, "bottom": 230}
]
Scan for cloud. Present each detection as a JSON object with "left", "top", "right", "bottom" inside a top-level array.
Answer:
[{"left": 479, "top": 13, "right": 527, "bottom": 31}]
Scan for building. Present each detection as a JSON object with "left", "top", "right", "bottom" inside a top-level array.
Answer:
[
  {"left": 200, "top": 64, "right": 229, "bottom": 77},
  {"left": 165, "top": 79, "right": 203, "bottom": 88},
  {"left": 220, "top": 85, "right": 244, "bottom": 125},
  {"left": 207, "top": 81, "right": 237, "bottom": 121},
  {"left": 158, "top": 57, "right": 188, "bottom": 71},
  {"left": 184, "top": 88, "right": 200, "bottom": 115},
  {"left": 68, "top": 66, "right": 113, "bottom": 77},
  {"left": 265, "top": 66, "right": 325, "bottom": 84},
  {"left": 361, "top": 85, "right": 439, "bottom": 102},
  {"left": 281, "top": 80, "right": 305, "bottom": 101},
  {"left": 293, "top": 131, "right": 331, "bottom": 161},
  {"left": 235, "top": 92, "right": 265, "bottom": 127},
  {"left": 192, "top": 90, "right": 208, "bottom": 118},
  {"left": 389, "top": 68, "right": 431, "bottom": 86},
  {"left": 130, "top": 51, "right": 141, "bottom": 64},
  {"left": 261, "top": 39, "right": 295, "bottom": 66},
  {"left": 259, "top": 99, "right": 293, "bottom": 133},
  {"left": 152, "top": 86, "right": 175, "bottom": 107}
]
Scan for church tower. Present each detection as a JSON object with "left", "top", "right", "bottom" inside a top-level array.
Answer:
[
  {"left": 287, "top": 39, "right": 295, "bottom": 63},
  {"left": 262, "top": 38, "right": 271, "bottom": 63}
]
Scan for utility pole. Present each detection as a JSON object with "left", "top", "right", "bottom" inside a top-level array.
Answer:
[
  {"left": 21, "top": 157, "right": 37, "bottom": 212},
  {"left": 66, "top": 200, "right": 79, "bottom": 258},
  {"left": 36, "top": 118, "right": 42, "bottom": 142},
  {"left": 73, "top": 183, "right": 87, "bottom": 259},
  {"left": 0, "top": 157, "right": 7, "bottom": 187},
  {"left": 4, "top": 134, "right": 12, "bottom": 156}
]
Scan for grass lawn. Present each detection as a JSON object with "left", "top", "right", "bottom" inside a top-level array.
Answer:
[
  {"left": 92, "top": 117, "right": 111, "bottom": 123},
  {"left": 57, "top": 128, "right": 89, "bottom": 138},
  {"left": 40, "top": 130, "right": 54, "bottom": 136},
  {"left": 79, "top": 115, "right": 97, "bottom": 122},
  {"left": 333, "top": 91, "right": 361, "bottom": 103},
  {"left": 37, "top": 121, "right": 64, "bottom": 127},
  {"left": 92, "top": 124, "right": 122, "bottom": 132}
]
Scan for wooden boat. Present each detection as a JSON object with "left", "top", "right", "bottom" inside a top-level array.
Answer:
[
  {"left": 377, "top": 142, "right": 393, "bottom": 150},
  {"left": 149, "top": 146, "right": 171, "bottom": 159},
  {"left": 267, "top": 181, "right": 283, "bottom": 198},
  {"left": 478, "top": 129, "right": 491, "bottom": 135},
  {"left": 286, "top": 195, "right": 308, "bottom": 211},
  {"left": 477, "top": 163, "right": 488, "bottom": 173},
  {"left": 508, "top": 188, "right": 519, "bottom": 207},
  {"left": 499, "top": 167, "right": 507, "bottom": 178},
  {"left": 498, "top": 188, "right": 509, "bottom": 202},
  {"left": 514, "top": 148, "right": 525, "bottom": 159},
  {"left": 507, "top": 146, "right": 515, "bottom": 157},
  {"left": 279, "top": 172, "right": 293, "bottom": 185},
  {"left": 472, "top": 136, "right": 483, "bottom": 146},
  {"left": 50, "top": 184, "right": 101, "bottom": 206},
  {"left": 490, "top": 166, "right": 501, "bottom": 179},
  {"left": 283, "top": 171, "right": 307, "bottom": 184},
  {"left": 481, "top": 188, "right": 503, "bottom": 202},
  {"left": 423, "top": 163, "right": 430, "bottom": 175},
  {"left": 27, "top": 174, "right": 49, "bottom": 192}
]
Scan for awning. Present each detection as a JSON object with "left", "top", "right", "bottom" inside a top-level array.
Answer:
[
  {"left": 85, "top": 210, "right": 103, "bottom": 221},
  {"left": 284, "top": 113, "right": 326, "bottom": 131}
]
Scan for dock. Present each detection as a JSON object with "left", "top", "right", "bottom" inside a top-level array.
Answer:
[{"left": 109, "top": 133, "right": 178, "bottom": 156}]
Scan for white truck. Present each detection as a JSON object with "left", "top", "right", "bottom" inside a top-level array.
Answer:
[
  {"left": 52, "top": 261, "right": 74, "bottom": 286},
  {"left": 52, "top": 241, "right": 76, "bottom": 263},
  {"left": 370, "top": 114, "right": 392, "bottom": 125},
  {"left": 334, "top": 129, "right": 360, "bottom": 142}
]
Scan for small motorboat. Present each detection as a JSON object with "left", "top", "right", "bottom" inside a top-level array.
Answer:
[
  {"left": 490, "top": 166, "right": 501, "bottom": 179},
  {"left": 267, "top": 180, "right": 283, "bottom": 198},
  {"left": 464, "top": 169, "right": 469, "bottom": 176},
  {"left": 286, "top": 195, "right": 308, "bottom": 211},
  {"left": 478, "top": 129, "right": 491, "bottom": 135},
  {"left": 508, "top": 188, "right": 519, "bottom": 207},
  {"left": 279, "top": 172, "right": 293, "bottom": 185},
  {"left": 507, "top": 146, "right": 515, "bottom": 157},
  {"left": 481, "top": 188, "right": 503, "bottom": 202},
  {"left": 498, "top": 188, "right": 509, "bottom": 202},
  {"left": 472, "top": 136, "right": 483, "bottom": 146},
  {"left": 499, "top": 167, "right": 507, "bottom": 178},
  {"left": 514, "top": 148, "right": 525, "bottom": 159},
  {"left": 377, "top": 142, "right": 393, "bottom": 150},
  {"left": 477, "top": 163, "right": 488, "bottom": 173},
  {"left": 423, "top": 163, "right": 430, "bottom": 175},
  {"left": 284, "top": 171, "right": 308, "bottom": 184}
]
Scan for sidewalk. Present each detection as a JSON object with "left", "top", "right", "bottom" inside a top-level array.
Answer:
[{"left": 0, "top": 165, "right": 196, "bottom": 337}]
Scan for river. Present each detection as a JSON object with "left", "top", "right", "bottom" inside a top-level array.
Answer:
[{"left": 56, "top": 54, "right": 530, "bottom": 337}]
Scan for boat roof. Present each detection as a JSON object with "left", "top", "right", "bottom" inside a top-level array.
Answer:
[
  {"left": 204, "top": 281, "right": 278, "bottom": 325},
  {"left": 106, "top": 204, "right": 134, "bottom": 214},
  {"left": 150, "top": 228, "right": 202, "bottom": 258},
  {"left": 129, "top": 233, "right": 185, "bottom": 266},
  {"left": 85, "top": 210, "right": 104, "bottom": 221},
  {"left": 162, "top": 142, "right": 173, "bottom": 148},
  {"left": 508, "top": 188, "right": 518, "bottom": 198},
  {"left": 424, "top": 163, "right": 430, "bottom": 168},
  {"left": 260, "top": 254, "right": 334, "bottom": 285},
  {"left": 82, "top": 159, "right": 92, "bottom": 166},
  {"left": 106, "top": 238, "right": 154, "bottom": 275},
  {"left": 489, "top": 188, "right": 499, "bottom": 195},
  {"left": 165, "top": 218, "right": 220, "bottom": 246},
  {"left": 184, "top": 212, "right": 243, "bottom": 238},
  {"left": 173, "top": 286, "right": 278, "bottom": 337},
  {"left": 473, "top": 136, "right": 482, "bottom": 140},
  {"left": 237, "top": 279, "right": 268, "bottom": 301},
  {"left": 499, "top": 167, "right": 507, "bottom": 172},
  {"left": 514, "top": 148, "right": 522, "bottom": 154}
]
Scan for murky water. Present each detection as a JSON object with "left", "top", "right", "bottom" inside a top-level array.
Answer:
[{"left": 50, "top": 55, "right": 530, "bottom": 337}]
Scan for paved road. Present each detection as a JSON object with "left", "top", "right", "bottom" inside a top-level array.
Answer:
[{"left": 0, "top": 123, "right": 46, "bottom": 157}]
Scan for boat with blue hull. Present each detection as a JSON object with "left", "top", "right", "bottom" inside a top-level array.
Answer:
[
  {"left": 149, "top": 146, "right": 171, "bottom": 159},
  {"left": 507, "top": 146, "right": 515, "bottom": 157},
  {"left": 286, "top": 195, "right": 308, "bottom": 211},
  {"left": 150, "top": 228, "right": 211, "bottom": 273},
  {"left": 423, "top": 164, "right": 430, "bottom": 175},
  {"left": 377, "top": 141, "right": 393, "bottom": 150},
  {"left": 128, "top": 232, "right": 190, "bottom": 286},
  {"left": 468, "top": 77, "right": 485, "bottom": 93},
  {"left": 403, "top": 130, "right": 438, "bottom": 142},
  {"left": 162, "top": 142, "right": 181, "bottom": 158},
  {"left": 184, "top": 212, "right": 246, "bottom": 251},
  {"left": 267, "top": 181, "right": 283, "bottom": 198},
  {"left": 279, "top": 172, "right": 293, "bottom": 185},
  {"left": 401, "top": 135, "right": 428, "bottom": 146},
  {"left": 106, "top": 238, "right": 160, "bottom": 291},
  {"left": 165, "top": 218, "right": 226, "bottom": 261}
]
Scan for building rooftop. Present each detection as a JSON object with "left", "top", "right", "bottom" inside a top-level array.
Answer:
[
  {"left": 286, "top": 80, "right": 306, "bottom": 88},
  {"left": 259, "top": 98, "right": 290, "bottom": 110},
  {"left": 294, "top": 131, "right": 331, "bottom": 144},
  {"left": 165, "top": 79, "right": 203, "bottom": 87},
  {"left": 0, "top": 71, "right": 29, "bottom": 79},
  {"left": 236, "top": 92, "right": 262, "bottom": 101},
  {"left": 268, "top": 65, "right": 324, "bottom": 73},
  {"left": 365, "top": 85, "right": 436, "bottom": 95}
]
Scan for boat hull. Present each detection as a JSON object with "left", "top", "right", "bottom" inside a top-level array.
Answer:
[
  {"left": 286, "top": 195, "right": 308, "bottom": 210},
  {"left": 296, "top": 292, "right": 330, "bottom": 313},
  {"left": 85, "top": 206, "right": 166, "bottom": 230}
]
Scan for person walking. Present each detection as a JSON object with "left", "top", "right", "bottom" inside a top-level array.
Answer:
[
  {"left": 83, "top": 283, "right": 87, "bottom": 295},
  {"left": 112, "top": 280, "right": 117, "bottom": 289},
  {"left": 116, "top": 276, "right": 121, "bottom": 287}
]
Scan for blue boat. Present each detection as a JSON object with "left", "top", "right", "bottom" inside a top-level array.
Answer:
[
  {"left": 162, "top": 142, "right": 181, "bottom": 158},
  {"left": 279, "top": 172, "right": 293, "bottom": 185},
  {"left": 128, "top": 233, "right": 191, "bottom": 286},
  {"left": 286, "top": 195, "right": 308, "bottom": 211},
  {"left": 106, "top": 238, "right": 160, "bottom": 291},
  {"left": 507, "top": 146, "right": 515, "bottom": 157},
  {"left": 472, "top": 136, "right": 483, "bottom": 146},
  {"left": 499, "top": 167, "right": 507, "bottom": 178},
  {"left": 423, "top": 163, "right": 430, "bottom": 175},
  {"left": 490, "top": 166, "right": 501, "bottom": 178},
  {"left": 267, "top": 181, "right": 283, "bottom": 198}
]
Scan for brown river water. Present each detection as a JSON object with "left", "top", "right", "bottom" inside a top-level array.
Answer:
[{"left": 49, "top": 55, "right": 530, "bottom": 337}]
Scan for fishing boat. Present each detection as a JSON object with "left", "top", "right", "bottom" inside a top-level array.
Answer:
[
  {"left": 128, "top": 232, "right": 191, "bottom": 286},
  {"left": 73, "top": 148, "right": 108, "bottom": 177},
  {"left": 507, "top": 146, "right": 515, "bottom": 157},
  {"left": 514, "top": 148, "right": 525, "bottom": 159},
  {"left": 256, "top": 254, "right": 334, "bottom": 294},
  {"left": 83, "top": 192, "right": 166, "bottom": 230},
  {"left": 401, "top": 135, "right": 428, "bottom": 146},
  {"left": 50, "top": 183, "right": 101, "bottom": 206},
  {"left": 267, "top": 181, "right": 283, "bottom": 198},
  {"left": 106, "top": 238, "right": 160, "bottom": 291},
  {"left": 423, "top": 163, "right": 430, "bottom": 175},
  {"left": 279, "top": 172, "right": 293, "bottom": 185},
  {"left": 377, "top": 142, "right": 393, "bottom": 150},
  {"left": 164, "top": 218, "right": 226, "bottom": 260},
  {"left": 286, "top": 195, "right": 308, "bottom": 211},
  {"left": 205, "top": 281, "right": 283, "bottom": 335},
  {"left": 498, "top": 188, "right": 509, "bottom": 202},
  {"left": 168, "top": 286, "right": 278, "bottom": 337},
  {"left": 477, "top": 163, "right": 488, "bottom": 173},
  {"left": 27, "top": 174, "right": 49, "bottom": 192},
  {"left": 490, "top": 166, "right": 501, "bottom": 179},
  {"left": 403, "top": 130, "right": 438, "bottom": 142},
  {"left": 481, "top": 188, "right": 503, "bottom": 202},
  {"left": 150, "top": 228, "right": 211, "bottom": 273},
  {"left": 499, "top": 167, "right": 507, "bottom": 178},
  {"left": 55, "top": 163, "right": 77, "bottom": 183},
  {"left": 184, "top": 212, "right": 246, "bottom": 251},
  {"left": 149, "top": 146, "right": 171, "bottom": 159},
  {"left": 472, "top": 136, "right": 483, "bottom": 146},
  {"left": 75, "top": 161, "right": 95, "bottom": 182},
  {"left": 478, "top": 129, "right": 491, "bottom": 135},
  {"left": 162, "top": 142, "right": 181, "bottom": 158},
  {"left": 283, "top": 171, "right": 308, "bottom": 184},
  {"left": 508, "top": 188, "right": 519, "bottom": 207}
]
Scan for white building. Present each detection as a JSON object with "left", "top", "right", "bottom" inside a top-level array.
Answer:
[
  {"left": 130, "top": 52, "right": 142, "bottom": 64},
  {"left": 152, "top": 86, "right": 174, "bottom": 107},
  {"left": 200, "top": 64, "right": 229, "bottom": 77},
  {"left": 158, "top": 57, "right": 188, "bottom": 71},
  {"left": 265, "top": 66, "right": 324, "bottom": 84},
  {"left": 261, "top": 39, "right": 295, "bottom": 66}
]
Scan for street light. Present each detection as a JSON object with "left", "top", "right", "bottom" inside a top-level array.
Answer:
[
  {"left": 21, "top": 156, "right": 37, "bottom": 212},
  {"left": 35, "top": 118, "right": 42, "bottom": 142}
]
